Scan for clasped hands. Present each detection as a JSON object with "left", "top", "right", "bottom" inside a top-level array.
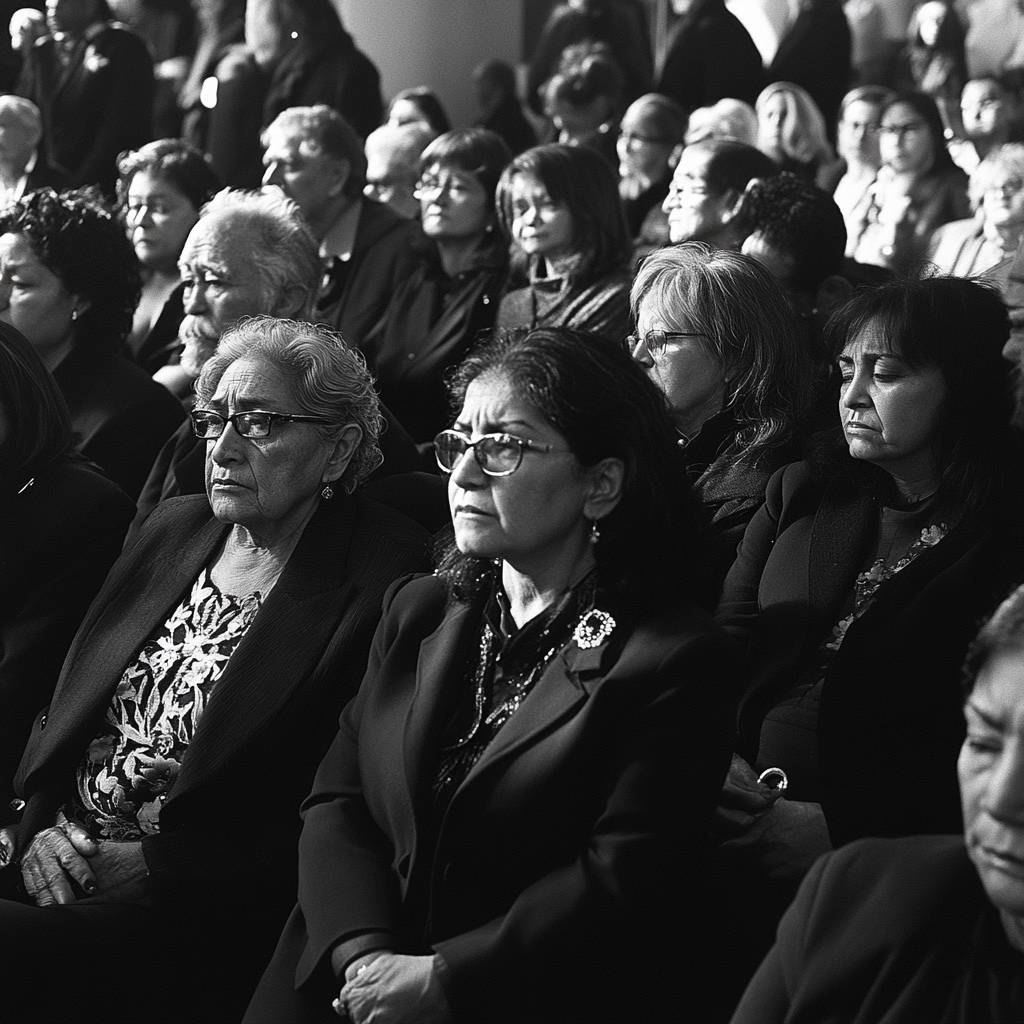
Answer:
[
  {"left": 0, "top": 817, "right": 150, "bottom": 906},
  {"left": 334, "top": 951, "right": 452, "bottom": 1024}
]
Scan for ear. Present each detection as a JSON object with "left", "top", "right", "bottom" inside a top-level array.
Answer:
[
  {"left": 815, "top": 274, "right": 853, "bottom": 317},
  {"left": 273, "top": 282, "right": 313, "bottom": 319},
  {"left": 582, "top": 456, "right": 625, "bottom": 523},
  {"left": 322, "top": 423, "right": 363, "bottom": 487},
  {"left": 716, "top": 188, "right": 742, "bottom": 225},
  {"left": 71, "top": 294, "right": 92, "bottom": 319},
  {"left": 328, "top": 157, "right": 350, "bottom": 199}
]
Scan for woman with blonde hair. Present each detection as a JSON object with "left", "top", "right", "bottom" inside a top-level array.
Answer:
[{"left": 756, "top": 81, "right": 837, "bottom": 186}]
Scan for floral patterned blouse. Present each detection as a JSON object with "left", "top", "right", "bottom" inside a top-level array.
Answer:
[{"left": 70, "top": 568, "right": 264, "bottom": 840}]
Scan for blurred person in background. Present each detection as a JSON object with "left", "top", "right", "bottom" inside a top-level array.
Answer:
[
  {"left": 363, "top": 121, "right": 437, "bottom": 220},
  {"left": 387, "top": 86, "right": 451, "bottom": 136},
  {"left": 950, "top": 75, "right": 1022, "bottom": 174},
  {"left": 756, "top": 81, "right": 838, "bottom": 185},
  {"left": 685, "top": 98, "right": 760, "bottom": 147},
  {"left": 473, "top": 59, "right": 537, "bottom": 156},
  {"left": 0, "top": 94, "right": 66, "bottom": 205}
]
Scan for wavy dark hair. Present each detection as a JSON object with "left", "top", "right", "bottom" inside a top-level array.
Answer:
[
  {"left": 0, "top": 322, "right": 71, "bottom": 481},
  {"left": 495, "top": 143, "right": 630, "bottom": 285},
  {"left": 820, "top": 275, "right": 1017, "bottom": 512},
  {"left": 390, "top": 87, "right": 452, "bottom": 135},
  {"left": 961, "top": 583, "right": 1024, "bottom": 696},
  {"left": 879, "top": 91, "right": 959, "bottom": 177},
  {"left": 435, "top": 327, "right": 713, "bottom": 610},
  {"left": 0, "top": 187, "right": 141, "bottom": 352},
  {"left": 116, "top": 138, "right": 223, "bottom": 213}
]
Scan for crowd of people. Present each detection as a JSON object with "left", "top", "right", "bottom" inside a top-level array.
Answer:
[{"left": 0, "top": 0, "right": 1022, "bottom": 1022}]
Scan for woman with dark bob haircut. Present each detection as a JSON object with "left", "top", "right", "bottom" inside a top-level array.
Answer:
[
  {"left": 246, "top": 327, "right": 739, "bottom": 1024},
  {"left": 362, "top": 128, "right": 512, "bottom": 445},
  {"left": 117, "top": 138, "right": 223, "bottom": 375},
  {"left": 494, "top": 143, "right": 632, "bottom": 343},
  {"left": 716, "top": 274, "right": 1024, "bottom": 901},
  {"left": 0, "top": 324, "right": 134, "bottom": 831},
  {"left": 0, "top": 187, "right": 185, "bottom": 497}
]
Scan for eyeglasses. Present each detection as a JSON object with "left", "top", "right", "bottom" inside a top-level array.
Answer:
[
  {"left": 190, "top": 409, "right": 334, "bottom": 439},
  {"left": 433, "top": 430, "right": 570, "bottom": 477},
  {"left": 627, "top": 330, "right": 709, "bottom": 357},
  {"left": 413, "top": 174, "right": 479, "bottom": 201},
  {"left": 877, "top": 121, "right": 927, "bottom": 140}
]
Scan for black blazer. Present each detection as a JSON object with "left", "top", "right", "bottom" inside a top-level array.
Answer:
[
  {"left": 245, "top": 574, "right": 740, "bottom": 1023},
  {"left": 718, "top": 461, "right": 1024, "bottom": 846},
  {"left": 11, "top": 491, "right": 429, "bottom": 1016},
  {"left": 0, "top": 454, "right": 134, "bottom": 826},
  {"left": 17, "top": 22, "right": 154, "bottom": 195}
]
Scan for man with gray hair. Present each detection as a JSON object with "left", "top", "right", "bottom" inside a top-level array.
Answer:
[
  {"left": 363, "top": 120, "right": 436, "bottom": 219},
  {"left": 136, "top": 187, "right": 419, "bottom": 530},
  {"left": 0, "top": 95, "right": 67, "bottom": 201},
  {"left": 261, "top": 105, "right": 417, "bottom": 351}
]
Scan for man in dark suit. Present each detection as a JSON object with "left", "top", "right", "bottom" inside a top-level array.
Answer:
[{"left": 16, "top": 0, "right": 154, "bottom": 196}]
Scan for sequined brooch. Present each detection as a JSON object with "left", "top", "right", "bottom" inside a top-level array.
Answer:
[{"left": 573, "top": 609, "right": 616, "bottom": 649}]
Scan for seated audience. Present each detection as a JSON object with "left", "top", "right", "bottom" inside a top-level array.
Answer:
[
  {"left": 472, "top": 58, "right": 537, "bottom": 156},
  {"left": 662, "top": 138, "right": 778, "bottom": 248},
  {"left": 929, "top": 142, "right": 1024, "bottom": 276},
  {"left": 631, "top": 244, "right": 815, "bottom": 590},
  {"left": 755, "top": 81, "right": 838, "bottom": 186},
  {"left": 15, "top": 0, "right": 154, "bottom": 195},
  {"left": 0, "top": 187, "right": 185, "bottom": 499},
  {"left": 0, "top": 316, "right": 430, "bottom": 1024},
  {"left": 244, "top": 326, "right": 738, "bottom": 1024},
  {"left": 616, "top": 93, "right": 686, "bottom": 259},
  {"left": 950, "top": 75, "right": 1021, "bottom": 174},
  {"left": 732, "top": 581, "right": 1024, "bottom": 1024},
  {"left": 387, "top": 86, "right": 452, "bottom": 135},
  {"left": 261, "top": 105, "right": 418, "bottom": 352},
  {"left": 829, "top": 85, "right": 894, "bottom": 245},
  {"left": 684, "top": 98, "right": 759, "bottom": 147},
  {"left": 495, "top": 143, "right": 632, "bottom": 343},
  {"left": 848, "top": 90, "right": 971, "bottom": 273},
  {"left": 363, "top": 128, "right": 511, "bottom": 445},
  {"left": 542, "top": 44, "right": 623, "bottom": 168},
  {"left": 117, "top": 139, "right": 223, "bottom": 375},
  {"left": 363, "top": 121, "right": 437, "bottom": 219},
  {"left": 135, "top": 187, "right": 420, "bottom": 529},
  {"left": 655, "top": 0, "right": 763, "bottom": 115},
  {"left": 0, "top": 324, "right": 135, "bottom": 827},
  {"left": 0, "top": 95, "right": 66, "bottom": 205}
]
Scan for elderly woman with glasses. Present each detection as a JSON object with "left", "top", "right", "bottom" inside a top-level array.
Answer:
[
  {"left": 245, "top": 327, "right": 740, "bottom": 1024},
  {"left": 631, "top": 243, "right": 816, "bottom": 590},
  {"left": 362, "top": 128, "right": 512, "bottom": 446},
  {"left": 0, "top": 317, "right": 429, "bottom": 1023}
]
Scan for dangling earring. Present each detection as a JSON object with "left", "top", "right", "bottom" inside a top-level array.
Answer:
[
  {"left": 70, "top": 309, "right": 79, "bottom": 321},
  {"left": 589, "top": 518, "right": 600, "bottom": 545},
  {"left": 321, "top": 483, "right": 334, "bottom": 501}
]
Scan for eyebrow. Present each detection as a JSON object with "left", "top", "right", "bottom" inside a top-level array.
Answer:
[{"left": 452, "top": 419, "right": 535, "bottom": 433}]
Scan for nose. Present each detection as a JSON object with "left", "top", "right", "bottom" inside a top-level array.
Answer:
[
  {"left": 262, "top": 162, "right": 283, "bottom": 188},
  {"left": 133, "top": 204, "right": 154, "bottom": 228},
  {"left": 448, "top": 443, "right": 485, "bottom": 488},
  {"left": 0, "top": 275, "right": 11, "bottom": 311},
  {"left": 182, "top": 280, "right": 207, "bottom": 315},
  {"left": 982, "top": 740, "right": 1024, "bottom": 824},
  {"left": 841, "top": 366, "right": 871, "bottom": 410},
  {"left": 210, "top": 420, "right": 245, "bottom": 464},
  {"left": 631, "top": 335, "right": 654, "bottom": 368}
]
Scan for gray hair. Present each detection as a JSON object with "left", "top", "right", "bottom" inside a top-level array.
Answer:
[
  {"left": 969, "top": 142, "right": 1024, "bottom": 210},
  {"left": 195, "top": 316, "right": 384, "bottom": 492},
  {"left": 200, "top": 188, "right": 321, "bottom": 318},
  {"left": 0, "top": 94, "right": 42, "bottom": 149}
]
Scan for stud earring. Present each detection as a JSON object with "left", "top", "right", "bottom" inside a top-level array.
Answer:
[
  {"left": 321, "top": 483, "right": 334, "bottom": 500},
  {"left": 71, "top": 309, "right": 79, "bottom": 321}
]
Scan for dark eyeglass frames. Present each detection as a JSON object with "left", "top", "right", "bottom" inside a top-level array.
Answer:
[
  {"left": 190, "top": 409, "right": 335, "bottom": 439},
  {"left": 433, "top": 430, "right": 570, "bottom": 477},
  {"left": 626, "top": 331, "right": 709, "bottom": 357}
]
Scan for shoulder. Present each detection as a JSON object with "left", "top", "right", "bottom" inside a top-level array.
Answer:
[{"left": 355, "top": 199, "right": 419, "bottom": 251}]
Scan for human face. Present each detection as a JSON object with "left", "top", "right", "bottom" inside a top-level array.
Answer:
[
  {"left": 838, "top": 325, "right": 947, "bottom": 492},
  {"left": 0, "top": 109, "right": 36, "bottom": 172},
  {"left": 878, "top": 103, "right": 935, "bottom": 176},
  {"left": 508, "top": 173, "right": 574, "bottom": 263},
  {"left": 364, "top": 157, "right": 419, "bottom": 219},
  {"left": 959, "top": 646, "right": 1024, "bottom": 942},
  {"left": 617, "top": 107, "right": 675, "bottom": 189},
  {"left": 125, "top": 170, "right": 201, "bottom": 273},
  {"left": 46, "top": 0, "right": 98, "bottom": 36},
  {"left": 416, "top": 161, "right": 489, "bottom": 242},
  {"left": 663, "top": 146, "right": 733, "bottom": 245},
  {"left": 961, "top": 81, "right": 1012, "bottom": 144},
  {"left": 178, "top": 212, "right": 268, "bottom": 373},
  {"left": 981, "top": 167, "right": 1024, "bottom": 229},
  {"left": 446, "top": 373, "right": 594, "bottom": 578},
  {"left": 632, "top": 294, "right": 724, "bottom": 437},
  {"left": 204, "top": 356, "right": 345, "bottom": 545},
  {"left": 0, "top": 231, "right": 82, "bottom": 368},
  {"left": 262, "top": 128, "right": 347, "bottom": 232},
  {"left": 837, "top": 99, "right": 882, "bottom": 168},
  {"left": 759, "top": 91, "right": 789, "bottom": 157}
]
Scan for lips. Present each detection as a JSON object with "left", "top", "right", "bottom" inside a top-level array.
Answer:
[{"left": 454, "top": 504, "right": 491, "bottom": 517}]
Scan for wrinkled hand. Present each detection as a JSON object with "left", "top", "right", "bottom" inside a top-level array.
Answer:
[
  {"left": 20, "top": 822, "right": 98, "bottom": 905},
  {"left": 0, "top": 827, "right": 17, "bottom": 869},
  {"left": 335, "top": 953, "right": 452, "bottom": 1024},
  {"left": 714, "top": 755, "right": 783, "bottom": 839},
  {"left": 179, "top": 331, "right": 218, "bottom": 380},
  {"left": 86, "top": 839, "right": 151, "bottom": 904}
]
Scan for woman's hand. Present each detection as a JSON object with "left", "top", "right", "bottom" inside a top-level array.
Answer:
[
  {"left": 86, "top": 839, "right": 151, "bottom": 903},
  {"left": 20, "top": 822, "right": 98, "bottom": 905},
  {"left": 335, "top": 953, "right": 452, "bottom": 1024},
  {"left": 0, "top": 827, "right": 17, "bottom": 868},
  {"left": 714, "top": 754, "right": 784, "bottom": 838}
]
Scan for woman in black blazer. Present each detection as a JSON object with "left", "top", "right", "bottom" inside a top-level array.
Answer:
[{"left": 245, "top": 328, "right": 740, "bottom": 1024}]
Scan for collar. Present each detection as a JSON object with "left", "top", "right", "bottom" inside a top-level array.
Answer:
[{"left": 320, "top": 197, "right": 363, "bottom": 262}]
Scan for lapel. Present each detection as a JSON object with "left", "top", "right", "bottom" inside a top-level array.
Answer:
[
  {"left": 53, "top": 21, "right": 106, "bottom": 99},
  {"left": 769, "top": 2, "right": 813, "bottom": 73},
  {"left": 168, "top": 496, "right": 359, "bottom": 800},
  {"left": 26, "top": 503, "right": 226, "bottom": 783}
]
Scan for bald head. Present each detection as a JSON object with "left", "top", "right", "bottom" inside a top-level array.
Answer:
[{"left": 364, "top": 121, "right": 437, "bottom": 218}]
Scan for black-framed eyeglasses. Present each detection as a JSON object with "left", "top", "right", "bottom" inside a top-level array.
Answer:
[
  {"left": 434, "top": 430, "right": 570, "bottom": 477},
  {"left": 626, "top": 330, "right": 709, "bottom": 357},
  {"left": 190, "top": 409, "right": 335, "bottom": 439}
]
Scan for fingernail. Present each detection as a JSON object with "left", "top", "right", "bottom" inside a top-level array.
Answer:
[{"left": 83, "top": 879, "right": 96, "bottom": 894}]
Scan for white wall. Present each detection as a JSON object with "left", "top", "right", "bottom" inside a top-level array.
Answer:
[{"left": 339, "top": 0, "right": 524, "bottom": 129}]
